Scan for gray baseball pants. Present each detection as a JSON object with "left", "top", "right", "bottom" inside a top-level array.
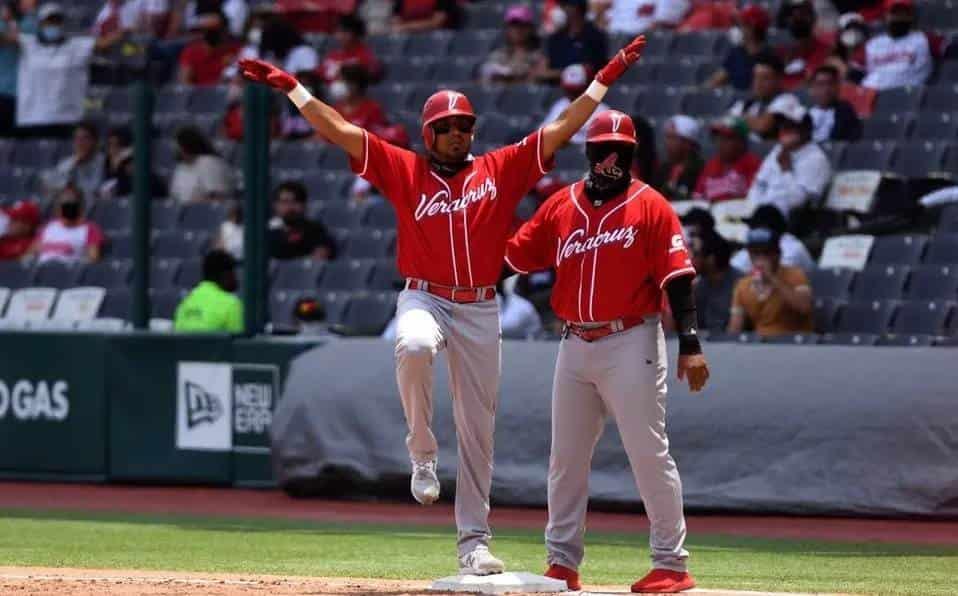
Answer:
[
  {"left": 394, "top": 288, "right": 500, "bottom": 557},
  {"left": 545, "top": 318, "right": 689, "bottom": 572}
]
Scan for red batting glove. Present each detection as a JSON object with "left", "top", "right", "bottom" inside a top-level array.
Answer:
[
  {"left": 595, "top": 35, "right": 646, "bottom": 86},
  {"left": 239, "top": 58, "right": 298, "bottom": 93}
]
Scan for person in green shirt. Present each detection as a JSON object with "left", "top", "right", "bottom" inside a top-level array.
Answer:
[{"left": 174, "top": 249, "right": 243, "bottom": 333}]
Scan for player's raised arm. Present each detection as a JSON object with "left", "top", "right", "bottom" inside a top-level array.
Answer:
[
  {"left": 239, "top": 58, "right": 364, "bottom": 160},
  {"left": 540, "top": 35, "right": 646, "bottom": 159}
]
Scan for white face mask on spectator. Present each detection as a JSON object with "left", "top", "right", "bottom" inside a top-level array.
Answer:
[
  {"left": 328, "top": 80, "right": 350, "bottom": 103},
  {"left": 727, "top": 26, "right": 744, "bottom": 46},
  {"left": 247, "top": 28, "right": 262, "bottom": 45},
  {"left": 39, "top": 24, "right": 64, "bottom": 43}
]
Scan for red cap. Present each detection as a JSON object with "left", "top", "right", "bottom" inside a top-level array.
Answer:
[
  {"left": 5, "top": 200, "right": 40, "bottom": 227},
  {"left": 586, "top": 110, "right": 637, "bottom": 144},
  {"left": 885, "top": 0, "right": 913, "bottom": 10},
  {"left": 739, "top": 4, "right": 770, "bottom": 30},
  {"left": 421, "top": 90, "right": 476, "bottom": 150}
]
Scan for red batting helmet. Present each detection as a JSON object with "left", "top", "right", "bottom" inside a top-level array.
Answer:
[
  {"left": 586, "top": 110, "right": 637, "bottom": 144},
  {"left": 421, "top": 90, "right": 476, "bottom": 150}
]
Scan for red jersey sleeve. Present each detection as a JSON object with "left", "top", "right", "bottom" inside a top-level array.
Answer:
[
  {"left": 647, "top": 190, "right": 696, "bottom": 289},
  {"left": 505, "top": 194, "right": 557, "bottom": 274},
  {"left": 86, "top": 223, "right": 105, "bottom": 248},
  {"left": 349, "top": 130, "right": 418, "bottom": 207},
  {"left": 484, "top": 130, "right": 555, "bottom": 207}
]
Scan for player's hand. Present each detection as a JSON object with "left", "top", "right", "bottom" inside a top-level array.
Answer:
[
  {"left": 677, "top": 353, "right": 709, "bottom": 393},
  {"left": 239, "top": 58, "right": 298, "bottom": 93},
  {"left": 595, "top": 35, "right": 646, "bottom": 86}
]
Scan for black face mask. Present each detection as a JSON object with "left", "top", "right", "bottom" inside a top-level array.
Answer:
[
  {"left": 282, "top": 211, "right": 305, "bottom": 226},
  {"left": 887, "top": 20, "right": 912, "bottom": 38},
  {"left": 584, "top": 142, "right": 634, "bottom": 205},
  {"left": 789, "top": 19, "right": 814, "bottom": 39},
  {"left": 429, "top": 155, "right": 471, "bottom": 178},
  {"left": 60, "top": 202, "right": 81, "bottom": 221},
  {"left": 203, "top": 29, "right": 224, "bottom": 46}
]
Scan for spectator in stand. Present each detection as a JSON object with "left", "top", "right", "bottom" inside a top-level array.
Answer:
[
  {"left": 731, "top": 204, "right": 814, "bottom": 273},
  {"left": 0, "top": 0, "right": 30, "bottom": 136},
  {"left": 706, "top": 4, "right": 773, "bottom": 91},
  {"left": 540, "top": 0, "right": 607, "bottom": 82},
  {"left": 499, "top": 277, "right": 543, "bottom": 339},
  {"left": 6, "top": 3, "right": 107, "bottom": 138},
  {"left": 391, "top": 0, "right": 460, "bottom": 32},
  {"left": 693, "top": 115, "right": 760, "bottom": 203},
  {"left": 233, "top": 15, "right": 318, "bottom": 80},
  {"left": 99, "top": 139, "right": 168, "bottom": 199},
  {"left": 170, "top": 125, "right": 235, "bottom": 203},
  {"left": 591, "top": 0, "right": 690, "bottom": 35},
  {"left": 539, "top": 64, "right": 608, "bottom": 145},
  {"left": 729, "top": 54, "right": 800, "bottom": 141},
  {"left": 268, "top": 180, "right": 336, "bottom": 261},
  {"left": 630, "top": 113, "right": 659, "bottom": 184},
  {"left": 808, "top": 65, "right": 862, "bottom": 142},
  {"left": 0, "top": 200, "right": 40, "bottom": 260},
  {"left": 479, "top": 5, "right": 544, "bottom": 84},
  {"left": 775, "top": 0, "right": 834, "bottom": 91},
  {"left": 746, "top": 97, "right": 831, "bottom": 217},
  {"left": 319, "top": 14, "right": 381, "bottom": 83},
  {"left": 728, "top": 227, "right": 813, "bottom": 337},
  {"left": 44, "top": 122, "right": 105, "bottom": 201},
  {"left": 173, "top": 249, "right": 243, "bottom": 333},
  {"left": 213, "top": 201, "right": 243, "bottom": 260},
  {"left": 656, "top": 115, "right": 704, "bottom": 202},
  {"left": 32, "top": 185, "right": 105, "bottom": 264},
  {"left": 329, "top": 64, "right": 387, "bottom": 131},
  {"left": 861, "top": 0, "right": 938, "bottom": 91},
  {"left": 178, "top": 11, "right": 240, "bottom": 85},
  {"left": 93, "top": 0, "right": 170, "bottom": 42},
  {"left": 292, "top": 296, "right": 330, "bottom": 336},
  {"left": 826, "top": 12, "right": 869, "bottom": 82},
  {"left": 690, "top": 229, "right": 741, "bottom": 334}
]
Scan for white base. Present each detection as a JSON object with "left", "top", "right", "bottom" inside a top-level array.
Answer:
[{"left": 431, "top": 571, "right": 569, "bottom": 594}]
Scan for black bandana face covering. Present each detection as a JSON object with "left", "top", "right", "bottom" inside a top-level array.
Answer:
[{"left": 584, "top": 142, "right": 634, "bottom": 205}]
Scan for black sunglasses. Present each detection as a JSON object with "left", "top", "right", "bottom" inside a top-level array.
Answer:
[{"left": 432, "top": 117, "right": 475, "bottom": 135}]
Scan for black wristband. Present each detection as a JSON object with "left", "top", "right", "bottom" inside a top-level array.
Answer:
[{"left": 678, "top": 331, "right": 702, "bottom": 356}]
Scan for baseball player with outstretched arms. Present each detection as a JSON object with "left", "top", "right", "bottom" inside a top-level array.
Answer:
[
  {"left": 239, "top": 35, "right": 647, "bottom": 576},
  {"left": 505, "top": 110, "right": 710, "bottom": 593}
]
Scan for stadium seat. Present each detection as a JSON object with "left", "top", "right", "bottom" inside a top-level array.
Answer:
[
  {"left": 51, "top": 286, "right": 105, "bottom": 322},
  {"left": 879, "top": 333, "right": 935, "bottom": 347},
  {"left": 180, "top": 202, "right": 228, "bottom": 231},
  {"left": 939, "top": 205, "right": 958, "bottom": 234},
  {"left": 367, "top": 34, "right": 407, "bottom": 59},
  {"left": 150, "top": 258, "right": 181, "bottom": 289},
  {"left": 32, "top": 260, "right": 82, "bottom": 289},
  {"left": 762, "top": 333, "right": 820, "bottom": 345},
  {"left": 813, "top": 297, "right": 845, "bottom": 333},
  {"left": 636, "top": 87, "right": 684, "bottom": 118},
  {"left": 673, "top": 31, "right": 724, "bottom": 57},
  {"left": 346, "top": 230, "right": 395, "bottom": 258},
  {"left": 892, "top": 300, "right": 955, "bottom": 335},
  {"left": 923, "top": 234, "right": 958, "bottom": 264},
  {"left": 432, "top": 57, "right": 482, "bottom": 84},
  {"left": 839, "top": 141, "right": 896, "bottom": 171},
  {"left": 554, "top": 149, "right": 584, "bottom": 171},
  {"left": 656, "top": 61, "right": 702, "bottom": 87},
  {"left": 89, "top": 199, "right": 131, "bottom": 232},
  {"left": 861, "top": 113, "right": 911, "bottom": 140},
  {"left": 321, "top": 148, "right": 351, "bottom": 171},
  {"left": 107, "top": 232, "right": 133, "bottom": 259},
  {"left": 498, "top": 85, "right": 550, "bottom": 114},
  {"left": 272, "top": 259, "right": 324, "bottom": 290},
  {"left": 809, "top": 268, "right": 855, "bottom": 300},
  {"left": 922, "top": 85, "right": 958, "bottom": 113},
  {"left": 385, "top": 57, "right": 437, "bottom": 83},
  {"left": 682, "top": 89, "right": 735, "bottom": 118},
  {"left": 819, "top": 140, "right": 847, "bottom": 165},
  {"left": 819, "top": 332, "right": 880, "bottom": 346},
  {"left": 892, "top": 140, "right": 947, "bottom": 178},
  {"left": 318, "top": 290, "right": 350, "bottom": 326},
  {"left": 176, "top": 258, "right": 203, "bottom": 288},
  {"left": 318, "top": 259, "right": 375, "bottom": 290},
  {"left": 104, "top": 87, "right": 132, "bottom": 113},
  {"left": 404, "top": 30, "right": 452, "bottom": 58},
  {"left": 906, "top": 265, "right": 958, "bottom": 300},
  {"left": 3, "top": 287, "right": 56, "bottom": 321},
  {"left": 342, "top": 291, "right": 397, "bottom": 335},
  {"left": 704, "top": 332, "right": 761, "bottom": 343},
  {"left": 364, "top": 201, "right": 396, "bottom": 229},
  {"left": 269, "top": 290, "right": 307, "bottom": 329},
  {"left": 150, "top": 288, "right": 184, "bottom": 319},
  {"left": 869, "top": 234, "right": 928, "bottom": 265},
  {"left": 154, "top": 86, "right": 191, "bottom": 115},
  {"left": 151, "top": 201, "right": 180, "bottom": 230},
  {"left": 368, "top": 258, "right": 403, "bottom": 291},
  {"left": 273, "top": 141, "right": 324, "bottom": 170},
  {"left": 477, "top": 112, "right": 518, "bottom": 144},
  {"left": 189, "top": 86, "right": 229, "bottom": 114},
  {"left": 836, "top": 300, "right": 898, "bottom": 334},
  {"left": 911, "top": 112, "right": 958, "bottom": 140},
  {"left": 872, "top": 86, "right": 924, "bottom": 116},
  {"left": 98, "top": 288, "right": 131, "bottom": 320},
  {"left": 81, "top": 259, "right": 132, "bottom": 289},
  {"left": 851, "top": 265, "right": 910, "bottom": 301},
  {"left": 448, "top": 30, "right": 499, "bottom": 57},
  {"left": 368, "top": 83, "right": 412, "bottom": 113},
  {"left": 153, "top": 230, "right": 209, "bottom": 258},
  {"left": 321, "top": 203, "right": 365, "bottom": 229}
]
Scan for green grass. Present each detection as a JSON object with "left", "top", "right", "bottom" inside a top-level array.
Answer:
[{"left": 0, "top": 509, "right": 955, "bottom": 595}]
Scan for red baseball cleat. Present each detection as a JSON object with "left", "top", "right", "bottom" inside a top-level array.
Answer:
[
  {"left": 545, "top": 563, "right": 581, "bottom": 591},
  {"left": 630, "top": 569, "right": 696, "bottom": 593}
]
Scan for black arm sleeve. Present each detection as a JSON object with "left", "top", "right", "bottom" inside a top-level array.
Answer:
[{"left": 665, "top": 274, "right": 702, "bottom": 355}]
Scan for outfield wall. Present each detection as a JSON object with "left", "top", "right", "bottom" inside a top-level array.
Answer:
[{"left": 1, "top": 333, "right": 956, "bottom": 516}]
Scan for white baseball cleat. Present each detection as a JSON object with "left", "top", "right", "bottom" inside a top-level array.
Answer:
[
  {"left": 458, "top": 545, "right": 505, "bottom": 576},
  {"left": 410, "top": 458, "right": 439, "bottom": 505}
]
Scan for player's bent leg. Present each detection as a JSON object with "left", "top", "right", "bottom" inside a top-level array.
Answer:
[
  {"left": 545, "top": 337, "right": 607, "bottom": 575},
  {"left": 597, "top": 321, "right": 690, "bottom": 575},
  {"left": 394, "top": 291, "right": 445, "bottom": 504},
  {"left": 444, "top": 300, "right": 501, "bottom": 561}
]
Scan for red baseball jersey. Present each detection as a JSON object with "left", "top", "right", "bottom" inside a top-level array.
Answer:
[
  {"left": 505, "top": 179, "right": 695, "bottom": 323},
  {"left": 350, "top": 129, "right": 552, "bottom": 287}
]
